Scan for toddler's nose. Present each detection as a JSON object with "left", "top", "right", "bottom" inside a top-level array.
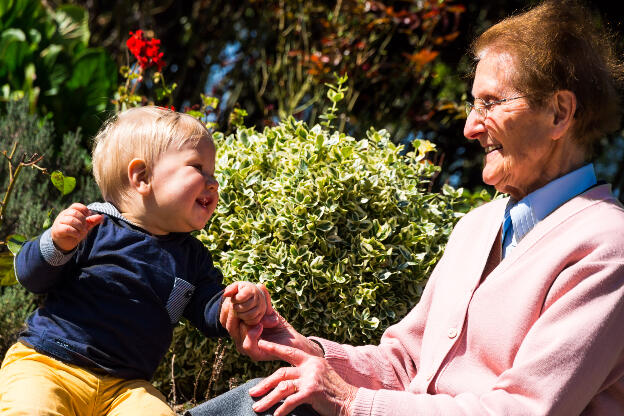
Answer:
[{"left": 206, "top": 177, "right": 219, "bottom": 191}]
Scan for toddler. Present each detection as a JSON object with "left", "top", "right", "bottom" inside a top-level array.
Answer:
[{"left": 0, "top": 106, "right": 269, "bottom": 415}]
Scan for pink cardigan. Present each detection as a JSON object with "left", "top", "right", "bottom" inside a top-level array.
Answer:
[{"left": 313, "top": 184, "right": 624, "bottom": 415}]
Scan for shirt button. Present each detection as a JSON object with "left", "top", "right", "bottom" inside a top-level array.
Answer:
[
  {"left": 447, "top": 327, "right": 458, "bottom": 339},
  {"left": 184, "top": 290, "right": 193, "bottom": 298}
]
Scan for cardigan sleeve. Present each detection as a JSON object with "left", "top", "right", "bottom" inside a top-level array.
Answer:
[
  {"left": 318, "top": 235, "right": 624, "bottom": 416},
  {"left": 309, "top": 254, "right": 441, "bottom": 392}
]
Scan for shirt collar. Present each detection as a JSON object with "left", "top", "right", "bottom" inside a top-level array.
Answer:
[
  {"left": 88, "top": 202, "right": 141, "bottom": 228},
  {"left": 506, "top": 163, "right": 597, "bottom": 245}
]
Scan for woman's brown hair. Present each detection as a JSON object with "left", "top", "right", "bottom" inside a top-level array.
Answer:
[{"left": 472, "top": 0, "right": 624, "bottom": 152}]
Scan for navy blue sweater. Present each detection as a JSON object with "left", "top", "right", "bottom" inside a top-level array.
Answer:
[{"left": 14, "top": 202, "right": 227, "bottom": 380}]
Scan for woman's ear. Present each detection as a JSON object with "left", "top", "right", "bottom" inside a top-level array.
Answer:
[
  {"left": 127, "top": 158, "right": 151, "bottom": 196},
  {"left": 551, "top": 90, "right": 576, "bottom": 140}
]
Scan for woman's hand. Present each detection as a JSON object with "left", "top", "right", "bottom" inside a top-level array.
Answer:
[
  {"left": 220, "top": 286, "right": 322, "bottom": 361},
  {"left": 249, "top": 340, "right": 358, "bottom": 416}
]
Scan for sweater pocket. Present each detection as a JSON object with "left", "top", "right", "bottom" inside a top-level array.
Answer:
[{"left": 166, "top": 277, "right": 195, "bottom": 324}]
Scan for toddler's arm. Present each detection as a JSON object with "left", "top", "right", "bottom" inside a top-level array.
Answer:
[
  {"left": 222, "top": 281, "right": 271, "bottom": 327},
  {"left": 15, "top": 203, "right": 103, "bottom": 293},
  {"left": 51, "top": 203, "right": 104, "bottom": 252}
]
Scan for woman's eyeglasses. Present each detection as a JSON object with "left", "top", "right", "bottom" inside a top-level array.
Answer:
[{"left": 465, "top": 96, "right": 527, "bottom": 119}]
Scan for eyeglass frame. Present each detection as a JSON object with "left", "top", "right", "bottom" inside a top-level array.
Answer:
[{"left": 465, "top": 96, "right": 528, "bottom": 119}]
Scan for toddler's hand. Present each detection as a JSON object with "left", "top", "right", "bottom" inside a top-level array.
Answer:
[
  {"left": 223, "top": 281, "right": 270, "bottom": 327},
  {"left": 50, "top": 203, "right": 104, "bottom": 252}
]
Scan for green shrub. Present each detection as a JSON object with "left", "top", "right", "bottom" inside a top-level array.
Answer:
[
  {"left": 0, "top": 99, "right": 100, "bottom": 240},
  {"left": 153, "top": 116, "right": 468, "bottom": 404},
  {"left": 0, "top": 285, "right": 36, "bottom": 357}
]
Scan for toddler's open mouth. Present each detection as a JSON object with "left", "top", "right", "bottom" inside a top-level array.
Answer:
[{"left": 196, "top": 197, "right": 212, "bottom": 208}]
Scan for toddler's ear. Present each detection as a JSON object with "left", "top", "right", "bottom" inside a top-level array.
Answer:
[{"left": 128, "top": 158, "right": 151, "bottom": 195}]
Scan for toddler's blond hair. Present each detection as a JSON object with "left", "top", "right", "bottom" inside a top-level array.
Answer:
[{"left": 92, "top": 106, "right": 212, "bottom": 208}]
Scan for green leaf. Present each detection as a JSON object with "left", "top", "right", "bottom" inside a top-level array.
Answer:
[
  {"left": 0, "top": 28, "right": 29, "bottom": 72},
  {"left": 65, "top": 48, "right": 117, "bottom": 112},
  {"left": 6, "top": 234, "right": 27, "bottom": 255},
  {"left": 0, "top": 251, "right": 17, "bottom": 286},
  {"left": 50, "top": 170, "right": 76, "bottom": 195},
  {"left": 54, "top": 4, "right": 90, "bottom": 51}
]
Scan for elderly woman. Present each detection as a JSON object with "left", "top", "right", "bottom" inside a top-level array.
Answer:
[{"left": 188, "top": 1, "right": 624, "bottom": 415}]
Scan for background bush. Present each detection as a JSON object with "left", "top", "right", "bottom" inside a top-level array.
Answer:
[
  {"left": 0, "top": 99, "right": 100, "bottom": 240},
  {"left": 0, "top": 285, "right": 36, "bottom": 356},
  {"left": 152, "top": 116, "right": 474, "bottom": 405},
  {"left": 0, "top": 99, "right": 100, "bottom": 359}
]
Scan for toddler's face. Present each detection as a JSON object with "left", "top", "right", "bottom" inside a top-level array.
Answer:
[{"left": 145, "top": 138, "right": 219, "bottom": 234}]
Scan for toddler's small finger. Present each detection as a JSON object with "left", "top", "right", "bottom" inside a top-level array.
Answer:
[
  {"left": 223, "top": 282, "right": 241, "bottom": 297},
  {"left": 86, "top": 214, "right": 104, "bottom": 229}
]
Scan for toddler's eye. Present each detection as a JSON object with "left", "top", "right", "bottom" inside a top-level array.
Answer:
[{"left": 192, "top": 164, "right": 203, "bottom": 172}]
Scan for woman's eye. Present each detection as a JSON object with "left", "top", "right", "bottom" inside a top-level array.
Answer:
[{"left": 192, "top": 164, "right": 203, "bottom": 172}]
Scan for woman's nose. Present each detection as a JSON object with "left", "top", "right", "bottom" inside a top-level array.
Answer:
[{"left": 463, "top": 110, "right": 486, "bottom": 141}]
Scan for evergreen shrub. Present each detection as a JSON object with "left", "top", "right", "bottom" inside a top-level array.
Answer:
[
  {"left": 153, "top": 116, "right": 467, "bottom": 403},
  {"left": 0, "top": 99, "right": 100, "bottom": 359},
  {"left": 0, "top": 99, "right": 100, "bottom": 240},
  {"left": 0, "top": 285, "right": 36, "bottom": 357}
]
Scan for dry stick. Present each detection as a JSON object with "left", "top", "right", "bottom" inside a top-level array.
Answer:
[
  {"left": 0, "top": 148, "right": 45, "bottom": 229},
  {"left": 204, "top": 338, "right": 226, "bottom": 401},
  {"left": 192, "top": 359, "right": 208, "bottom": 405},
  {"left": 170, "top": 353, "right": 177, "bottom": 406}
]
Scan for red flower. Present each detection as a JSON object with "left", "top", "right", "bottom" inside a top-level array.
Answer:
[
  {"left": 157, "top": 105, "right": 176, "bottom": 111},
  {"left": 126, "top": 30, "right": 166, "bottom": 71}
]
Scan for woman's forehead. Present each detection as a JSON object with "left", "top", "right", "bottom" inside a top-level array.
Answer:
[{"left": 472, "top": 51, "right": 517, "bottom": 97}]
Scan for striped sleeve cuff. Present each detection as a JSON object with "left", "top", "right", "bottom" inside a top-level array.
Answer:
[{"left": 39, "top": 229, "right": 75, "bottom": 266}]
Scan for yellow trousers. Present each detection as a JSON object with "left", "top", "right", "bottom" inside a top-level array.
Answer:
[{"left": 0, "top": 342, "right": 175, "bottom": 416}]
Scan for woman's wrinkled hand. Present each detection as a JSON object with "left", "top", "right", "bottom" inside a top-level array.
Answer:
[
  {"left": 220, "top": 286, "right": 320, "bottom": 361},
  {"left": 248, "top": 340, "right": 358, "bottom": 416}
]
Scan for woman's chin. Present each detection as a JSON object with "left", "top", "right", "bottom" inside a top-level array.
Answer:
[{"left": 481, "top": 169, "right": 503, "bottom": 188}]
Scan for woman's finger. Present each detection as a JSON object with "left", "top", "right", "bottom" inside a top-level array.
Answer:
[
  {"left": 249, "top": 366, "right": 299, "bottom": 397},
  {"left": 240, "top": 322, "right": 267, "bottom": 361},
  {"left": 251, "top": 378, "right": 300, "bottom": 413},
  {"left": 273, "top": 392, "right": 308, "bottom": 416},
  {"left": 257, "top": 339, "right": 308, "bottom": 366},
  {"left": 223, "top": 300, "right": 244, "bottom": 347}
]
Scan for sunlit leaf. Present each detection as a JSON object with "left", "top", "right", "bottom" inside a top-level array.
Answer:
[
  {"left": 50, "top": 170, "right": 76, "bottom": 195},
  {"left": 0, "top": 251, "right": 17, "bottom": 286},
  {"left": 6, "top": 234, "right": 26, "bottom": 255}
]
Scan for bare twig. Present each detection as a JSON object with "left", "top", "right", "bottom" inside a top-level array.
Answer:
[
  {"left": 204, "top": 339, "right": 226, "bottom": 401},
  {"left": 0, "top": 150, "right": 47, "bottom": 229},
  {"left": 332, "top": 0, "right": 343, "bottom": 23},
  {"left": 170, "top": 353, "right": 177, "bottom": 406},
  {"left": 191, "top": 359, "right": 207, "bottom": 405}
]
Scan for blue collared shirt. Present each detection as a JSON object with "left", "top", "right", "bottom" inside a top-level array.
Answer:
[{"left": 502, "top": 163, "right": 597, "bottom": 258}]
